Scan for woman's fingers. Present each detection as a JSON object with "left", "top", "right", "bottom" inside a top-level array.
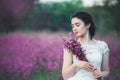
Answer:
[
  {"left": 94, "top": 73, "right": 102, "bottom": 78},
  {"left": 92, "top": 69, "right": 102, "bottom": 78},
  {"left": 83, "top": 63, "right": 94, "bottom": 71},
  {"left": 87, "top": 64, "right": 94, "bottom": 69},
  {"left": 83, "top": 66, "right": 91, "bottom": 71},
  {"left": 94, "top": 69, "right": 101, "bottom": 75},
  {"left": 77, "top": 61, "right": 94, "bottom": 71}
]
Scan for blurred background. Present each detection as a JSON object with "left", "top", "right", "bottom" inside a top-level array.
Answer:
[{"left": 0, "top": 0, "right": 120, "bottom": 80}]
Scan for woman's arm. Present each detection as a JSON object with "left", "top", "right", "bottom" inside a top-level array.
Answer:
[
  {"left": 62, "top": 48, "right": 77, "bottom": 80},
  {"left": 101, "top": 51, "right": 110, "bottom": 80},
  {"left": 91, "top": 51, "right": 110, "bottom": 79}
]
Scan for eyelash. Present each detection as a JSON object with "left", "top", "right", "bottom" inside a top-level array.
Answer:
[
  {"left": 76, "top": 24, "right": 80, "bottom": 27},
  {"left": 72, "top": 23, "right": 80, "bottom": 28},
  {"left": 76, "top": 23, "right": 80, "bottom": 27}
]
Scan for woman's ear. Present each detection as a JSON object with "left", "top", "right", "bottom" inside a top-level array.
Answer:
[{"left": 86, "top": 23, "right": 91, "bottom": 29}]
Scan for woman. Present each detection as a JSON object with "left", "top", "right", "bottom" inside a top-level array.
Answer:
[{"left": 62, "top": 11, "right": 110, "bottom": 80}]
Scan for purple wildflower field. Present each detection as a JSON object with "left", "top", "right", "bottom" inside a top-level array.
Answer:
[{"left": 0, "top": 32, "right": 120, "bottom": 80}]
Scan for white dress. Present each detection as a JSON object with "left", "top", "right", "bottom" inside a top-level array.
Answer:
[{"left": 67, "top": 39, "right": 110, "bottom": 80}]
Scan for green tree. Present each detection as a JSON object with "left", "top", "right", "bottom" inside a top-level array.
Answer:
[
  {"left": 84, "top": 6, "right": 114, "bottom": 36},
  {"left": 49, "top": 0, "right": 84, "bottom": 31},
  {"left": 103, "top": 0, "right": 120, "bottom": 36}
]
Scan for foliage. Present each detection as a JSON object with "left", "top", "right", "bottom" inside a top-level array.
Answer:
[
  {"left": 0, "top": 0, "right": 119, "bottom": 37},
  {"left": 83, "top": 6, "right": 114, "bottom": 36},
  {"left": 103, "top": 0, "right": 120, "bottom": 36}
]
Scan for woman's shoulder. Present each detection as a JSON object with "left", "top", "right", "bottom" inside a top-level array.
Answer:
[
  {"left": 93, "top": 39, "right": 108, "bottom": 46},
  {"left": 94, "top": 39, "right": 110, "bottom": 54}
]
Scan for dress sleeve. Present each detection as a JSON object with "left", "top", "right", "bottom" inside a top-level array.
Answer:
[{"left": 102, "top": 41, "right": 110, "bottom": 54}]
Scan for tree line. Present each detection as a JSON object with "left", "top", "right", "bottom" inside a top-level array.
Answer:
[{"left": 0, "top": 0, "right": 120, "bottom": 36}]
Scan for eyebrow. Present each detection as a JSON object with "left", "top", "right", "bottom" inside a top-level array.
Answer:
[{"left": 71, "top": 22, "right": 80, "bottom": 25}]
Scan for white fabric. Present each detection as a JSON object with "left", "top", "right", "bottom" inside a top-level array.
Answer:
[{"left": 67, "top": 39, "right": 110, "bottom": 80}]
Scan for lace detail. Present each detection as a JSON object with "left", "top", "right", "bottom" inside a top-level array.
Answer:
[
  {"left": 80, "top": 39, "right": 110, "bottom": 55},
  {"left": 97, "top": 40, "right": 110, "bottom": 54}
]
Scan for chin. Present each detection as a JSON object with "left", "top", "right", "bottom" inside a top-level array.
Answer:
[
  {"left": 75, "top": 34, "right": 81, "bottom": 37},
  {"left": 76, "top": 33, "right": 84, "bottom": 38}
]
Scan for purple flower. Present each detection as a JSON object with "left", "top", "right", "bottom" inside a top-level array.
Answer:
[{"left": 62, "top": 36, "right": 88, "bottom": 61}]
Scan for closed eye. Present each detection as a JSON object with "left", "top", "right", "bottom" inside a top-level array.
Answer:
[{"left": 75, "top": 23, "right": 80, "bottom": 27}]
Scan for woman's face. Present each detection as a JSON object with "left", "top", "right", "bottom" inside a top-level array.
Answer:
[{"left": 71, "top": 17, "right": 90, "bottom": 37}]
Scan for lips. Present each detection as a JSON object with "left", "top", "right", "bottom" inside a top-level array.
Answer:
[{"left": 74, "top": 31, "right": 79, "bottom": 34}]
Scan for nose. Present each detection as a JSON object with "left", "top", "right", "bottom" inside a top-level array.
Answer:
[{"left": 73, "top": 27, "right": 77, "bottom": 32}]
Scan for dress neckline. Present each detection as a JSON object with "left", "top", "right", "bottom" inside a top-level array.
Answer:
[{"left": 80, "top": 39, "right": 98, "bottom": 46}]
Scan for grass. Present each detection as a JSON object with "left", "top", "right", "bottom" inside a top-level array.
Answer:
[
  {"left": 29, "top": 70, "right": 50, "bottom": 80},
  {"left": 29, "top": 70, "right": 62, "bottom": 80},
  {"left": 0, "top": 70, "right": 61, "bottom": 80}
]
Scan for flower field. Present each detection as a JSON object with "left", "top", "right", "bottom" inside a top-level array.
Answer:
[{"left": 0, "top": 32, "right": 120, "bottom": 80}]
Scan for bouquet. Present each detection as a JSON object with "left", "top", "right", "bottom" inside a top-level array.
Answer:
[
  {"left": 61, "top": 35, "right": 101, "bottom": 80},
  {"left": 62, "top": 36, "right": 87, "bottom": 61}
]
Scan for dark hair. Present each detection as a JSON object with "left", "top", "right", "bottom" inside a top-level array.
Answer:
[{"left": 70, "top": 11, "right": 96, "bottom": 40}]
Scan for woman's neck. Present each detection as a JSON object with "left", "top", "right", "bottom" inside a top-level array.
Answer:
[{"left": 77, "top": 30, "right": 92, "bottom": 44}]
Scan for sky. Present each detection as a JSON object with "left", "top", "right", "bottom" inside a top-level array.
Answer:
[
  {"left": 82, "top": 0, "right": 103, "bottom": 6},
  {"left": 39, "top": 0, "right": 104, "bottom": 6}
]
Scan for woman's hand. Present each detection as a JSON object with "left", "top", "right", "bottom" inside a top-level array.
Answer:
[
  {"left": 92, "top": 68, "right": 102, "bottom": 78},
  {"left": 74, "top": 60, "right": 94, "bottom": 71}
]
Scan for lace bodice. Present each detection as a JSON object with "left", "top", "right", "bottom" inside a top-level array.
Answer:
[{"left": 67, "top": 39, "right": 110, "bottom": 80}]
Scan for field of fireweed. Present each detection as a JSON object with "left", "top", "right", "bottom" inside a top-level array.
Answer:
[{"left": 0, "top": 32, "right": 120, "bottom": 80}]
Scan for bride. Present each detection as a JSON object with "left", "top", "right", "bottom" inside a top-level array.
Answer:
[{"left": 62, "top": 11, "right": 110, "bottom": 80}]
